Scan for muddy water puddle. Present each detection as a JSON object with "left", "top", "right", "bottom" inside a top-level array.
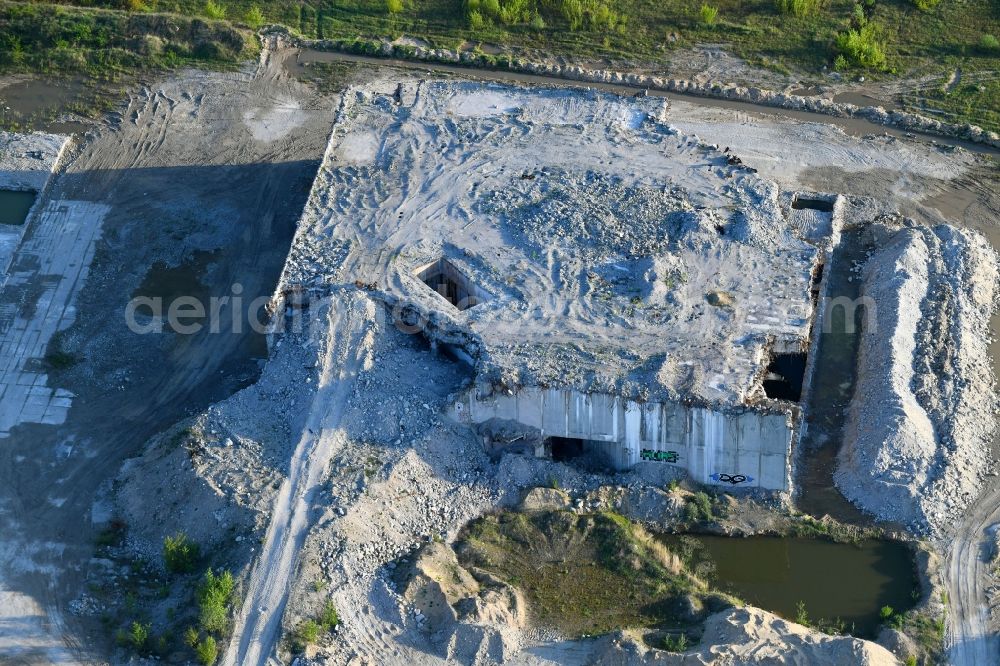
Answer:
[
  {"left": 0, "top": 189, "right": 36, "bottom": 225},
  {"left": 832, "top": 91, "right": 896, "bottom": 112},
  {"left": 662, "top": 534, "right": 917, "bottom": 637},
  {"left": 0, "top": 77, "right": 91, "bottom": 133},
  {"left": 131, "top": 250, "right": 269, "bottom": 360}
]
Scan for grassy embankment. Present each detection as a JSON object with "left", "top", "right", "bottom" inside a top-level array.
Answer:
[
  {"left": 7, "top": 0, "right": 998, "bottom": 133},
  {"left": 455, "top": 508, "right": 732, "bottom": 644},
  {"left": 0, "top": 1, "right": 256, "bottom": 128}
]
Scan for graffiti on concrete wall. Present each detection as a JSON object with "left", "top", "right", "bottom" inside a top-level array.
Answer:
[
  {"left": 640, "top": 449, "right": 680, "bottom": 463},
  {"left": 710, "top": 473, "right": 753, "bottom": 485}
]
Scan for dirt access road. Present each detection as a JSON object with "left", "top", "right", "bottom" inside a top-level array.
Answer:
[
  {"left": 945, "top": 484, "right": 1000, "bottom": 666},
  {"left": 222, "top": 293, "right": 377, "bottom": 666},
  {"left": 0, "top": 43, "right": 338, "bottom": 663}
]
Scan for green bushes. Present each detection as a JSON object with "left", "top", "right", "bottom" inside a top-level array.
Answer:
[
  {"left": 204, "top": 1, "right": 227, "bottom": 20},
  {"left": 981, "top": 34, "right": 1000, "bottom": 53},
  {"left": 244, "top": 6, "right": 265, "bottom": 29},
  {"left": 318, "top": 601, "right": 339, "bottom": 630},
  {"left": 683, "top": 491, "right": 720, "bottom": 524},
  {"left": 465, "top": 0, "right": 622, "bottom": 32},
  {"left": 912, "top": 0, "right": 940, "bottom": 10},
  {"left": 836, "top": 22, "right": 886, "bottom": 68},
  {"left": 662, "top": 632, "right": 689, "bottom": 652},
  {"left": 163, "top": 532, "right": 200, "bottom": 573},
  {"left": 128, "top": 621, "right": 150, "bottom": 651},
  {"left": 289, "top": 602, "right": 340, "bottom": 652},
  {"left": 194, "top": 635, "right": 218, "bottom": 665},
  {"left": 198, "top": 569, "right": 235, "bottom": 634},
  {"left": 186, "top": 574, "right": 230, "bottom": 666},
  {"left": 698, "top": 3, "right": 719, "bottom": 25},
  {"left": 386, "top": 0, "right": 404, "bottom": 14},
  {"left": 774, "top": 0, "right": 820, "bottom": 18}
]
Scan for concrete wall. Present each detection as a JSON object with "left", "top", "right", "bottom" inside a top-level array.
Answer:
[{"left": 451, "top": 387, "right": 793, "bottom": 491}]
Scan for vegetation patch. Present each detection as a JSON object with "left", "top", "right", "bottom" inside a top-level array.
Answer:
[
  {"left": 4, "top": 0, "right": 1000, "bottom": 132},
  {"left": 0, "top": 2, "right": 254, "bottom": 77},
  {"left": 455, "top": 509, "right": 725, "bottom": 637}
]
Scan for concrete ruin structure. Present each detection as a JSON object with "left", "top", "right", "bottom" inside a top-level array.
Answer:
[{"left": 283, "top": 81, "right": 847, "bottom": 492}]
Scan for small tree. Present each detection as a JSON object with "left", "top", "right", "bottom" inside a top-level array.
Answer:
[
  {"left": 319, "top": 601, "right": 340, "bottom": 631},
  {"left": 795, "top": 600, "right": 810, "bottom": 626},
  {"left": 291, "top": 619, "right": 321, "bottom": 652},
  {"left": 880, "top": 605, "right": 894, "bottom": 621},
  {"left": 699, "top": 3, "right": 719, "bottom": 25},
  {"left": 204, "top": 0, "right": 227, "bottom": 19},
  {"left": 245, "top": 6, "right": 265, "bottom": 29},
  {"left": 164, "top": 532, "right": 200, "bottom": 574},
  {"left": 195, "top": 635, "right": 218, "bottom": 665},
  {"left": 198, "top": 569, "right": 235, "bottom": 634},
  {"left": 387, "top": 0, "right": 404, "bottom": 13},
  {"left": 129, "top": 621, "right": 150, "bottom": 651}
]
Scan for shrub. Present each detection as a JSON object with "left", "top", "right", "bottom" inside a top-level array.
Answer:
[
  {"left": 795, "top": 600, "right": 810, "bottom": 626},
  {"left": 291, "top": 619, "right": 321, "bottom": 652},
  {"left": 164, "top": 532, "right": 200, "bottom": 573},
  {"left": 386, "top": 0, "right": 404, "bottom": 14},
  {"left": 198, "top": 569, "right": 235, "bottom": 634},
  {"left": 482, "top": 0, "right": 501, "bottom": 19},
  {"left": 912, "top": 0, "right": 940, "bottom": 10},
  {"left": 204, "top": 1, "right": 226, "bottom": 20},
  {"left": 244, "top": 6, "right": 264, "bottom": 29},
  {"left": 836, "top": 22, "right": 886, "bottom": 68},
  {"left": 699, "top": 3, "right": 719, "bottom": 25},
  {"left": 880, "top": 605, "right": 894, "bottom": 621},
  {"left": 561, "top": 0, "right": 584, "bottom": 30},
  {"left": 775, "top": 0, "right": 820, "bottom": 18},
  {"left": 662, "top": 632, "right": 689, "bottom": 651},
  {"left": 980, "top": 34, "right": 1000, "bottom": 52},
  {"left": 195, "top": 635, "right": 218, "bottom": 665},
  {"left": 184, "top": 626, "right": 200, "bottom": 648},
  {"left": 319, "top": 601, "right": 339, "bottom": 630},
  {"left": 833, "top": 54, "right": 848, "bottom": 70},
  {"left": 468, "top": 10, "right": 486, "bottom": 28},
  {"left": 128, "top": 621, "right": 150, "bottom": 651},
  {"left": 530, "top": 13, "right": 546, "bottom": 30}
]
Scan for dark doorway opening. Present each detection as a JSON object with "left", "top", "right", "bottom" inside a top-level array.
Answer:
[
  {"left": 763, "top": 352, "right": 807, "bottom": 402},
  {"left": 549, "top": 436, "right": 585, "bottom": 461},
  {"left": 792, "top": 195, "right": 835, "bottom": 212}
]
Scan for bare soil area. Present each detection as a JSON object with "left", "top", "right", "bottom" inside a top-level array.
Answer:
[{"left": 1, "top": 35, "right": 999, "bottom": 666}]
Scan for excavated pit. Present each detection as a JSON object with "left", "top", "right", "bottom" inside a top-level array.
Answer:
[{"left": 415, "top": 258, "right": 489, "bottom": 311}]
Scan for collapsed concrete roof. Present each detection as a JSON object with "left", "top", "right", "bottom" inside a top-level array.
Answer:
[{"left": 283, "top": 80, "right": 837, "bottom": 409}]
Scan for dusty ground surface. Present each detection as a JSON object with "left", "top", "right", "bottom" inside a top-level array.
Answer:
[
  {"left": 0, "top": 41, "right": 340, "bottom": 664},
  {"left": 278, "top": 78, "right": 831, "bottom": 409},
  {"left": 107, "top": 74, "right": 992, "bottom": 666},
  {"left": 1, "top": 39, "right": 999, "bottom": 666}
]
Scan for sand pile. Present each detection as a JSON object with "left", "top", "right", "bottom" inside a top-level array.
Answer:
[{"left": 837, "top": 223, "right": 999, "bottom": 534}]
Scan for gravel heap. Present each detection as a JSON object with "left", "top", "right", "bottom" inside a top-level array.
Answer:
[{"left": 837, "top": 223, "right": 999, "bottom": 535}]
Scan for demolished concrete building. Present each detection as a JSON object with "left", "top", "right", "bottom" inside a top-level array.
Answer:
[{"left": 278, "top": 81, "right": 848, "bottom": 492}]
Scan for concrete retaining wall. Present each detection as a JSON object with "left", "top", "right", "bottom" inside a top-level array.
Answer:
[{"left": 451, "top": 387, "right": 793, "bottom": 491}]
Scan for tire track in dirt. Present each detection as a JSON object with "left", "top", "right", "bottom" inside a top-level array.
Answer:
[{"left": 223, "top": 292, "right": 377, "bottom": 666}]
